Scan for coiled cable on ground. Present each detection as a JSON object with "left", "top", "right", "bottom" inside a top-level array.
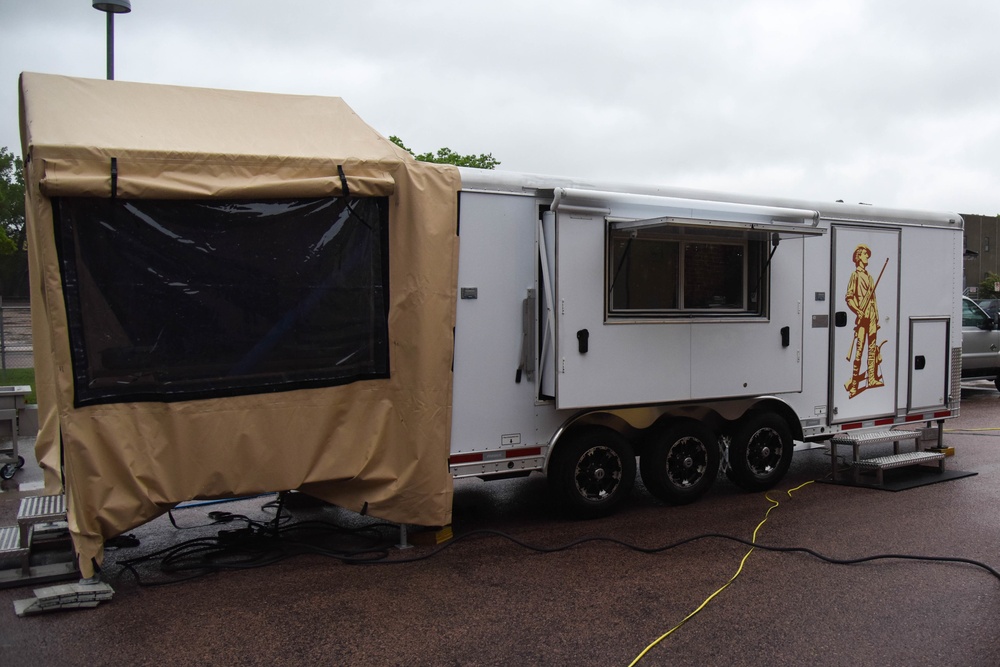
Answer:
[{"left": 116, "top": 484, "right": 1000, "bottom": 591}]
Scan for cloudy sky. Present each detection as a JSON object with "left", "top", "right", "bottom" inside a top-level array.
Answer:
[{"left": 2, "top": 0, "right": 999, "bottom": 214}]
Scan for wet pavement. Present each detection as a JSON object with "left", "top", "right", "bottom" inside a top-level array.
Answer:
[{"left": 1, "top": 383, "right": 1000, "bottom": 666}]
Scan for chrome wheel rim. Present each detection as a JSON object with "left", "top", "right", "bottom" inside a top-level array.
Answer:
[
  {"left": 573, "top": 445, "right": 624, "bottom": 501},
  {"left": 745, "top": 427, "right": 782, "bottom": 477},
  {"left": 665, "top": 437, "right": 708, "bottom": 488}
]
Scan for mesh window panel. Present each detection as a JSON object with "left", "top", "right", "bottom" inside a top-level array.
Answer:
[{"left": 55, "top": 196, "right": 389, "bottom": 406}]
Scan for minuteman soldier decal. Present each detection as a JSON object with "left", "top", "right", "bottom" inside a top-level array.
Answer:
[{"left": 844, "top": 244, "right": 888, "bottom": 398}]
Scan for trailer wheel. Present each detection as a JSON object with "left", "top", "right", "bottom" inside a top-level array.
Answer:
[
  {"left": 726, "top": 412, "right": 793, "bottom": 492},
  {"left": 549, "top": 426, "right": 636, "bottom": 518},
  {"left": 639, "top": 420, "right": 720, "bottom": 505}
]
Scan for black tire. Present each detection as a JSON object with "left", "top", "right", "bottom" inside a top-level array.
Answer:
[
  {"left": 548, "top": 426, "right": 636, "bottom": 518},
  {"left": 726, "top": 412, "right": 793, "bottom": 492},
  {"left": 0, "top": 463, "right": 15, "bottom": 480},
  {"left": 640, "top": 419, "right": 720, "bottom": 505}
]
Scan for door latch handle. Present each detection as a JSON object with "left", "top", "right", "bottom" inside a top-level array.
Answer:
[{"left": 577, "top": 329, "right": 589, "bottom": 354}]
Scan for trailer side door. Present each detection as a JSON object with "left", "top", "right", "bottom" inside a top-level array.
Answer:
[{"left": 830, "top": 225, "right": 900, "bottom": 423}]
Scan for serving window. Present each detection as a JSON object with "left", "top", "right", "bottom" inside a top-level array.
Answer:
[
  {"left": 607, "top": 225, "right": 768, "bottom": 319},
  {"left": 55, "top": 195, "right": 390, "bottom": 406}
]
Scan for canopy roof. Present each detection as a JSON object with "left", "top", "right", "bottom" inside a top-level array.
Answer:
[{"left": 21, "top": 73, "right": 408, "bottom": 163}]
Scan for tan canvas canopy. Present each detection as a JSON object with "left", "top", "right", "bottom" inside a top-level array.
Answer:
[{"left": 19, "top": 72, "right": 461, "bottom": 576}]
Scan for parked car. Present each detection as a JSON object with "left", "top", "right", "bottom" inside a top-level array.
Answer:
[
  {"left": 962, "top": 296, "right": 1000, "bottom": 391},
  {"left": 976, "top": 297, "right": 1000, "bottom": 320}
]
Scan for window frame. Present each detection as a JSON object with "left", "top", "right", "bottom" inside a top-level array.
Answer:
[{"left": 606, "top": 222, "right": 767, "bottom": 321}]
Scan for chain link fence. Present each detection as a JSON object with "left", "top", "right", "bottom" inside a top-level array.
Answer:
[{"left": 0, "top": 300, "right": 33, "bottom": 385}]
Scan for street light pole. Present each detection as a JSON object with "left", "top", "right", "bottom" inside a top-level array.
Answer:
[{"left": 92, "top": 0, "right": 131, "bottom": 81}]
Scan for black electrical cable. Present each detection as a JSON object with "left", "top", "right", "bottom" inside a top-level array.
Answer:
[
  {"left": 166, "top": 500, "right": 294, "bottom": 531},
  {"left": 115, "top": 513, "right": 400, "bottom": 586},
  {"left": 116, "top": 482, "right": 1000, "bottom": 587},
  {"left": 115, "top": 514, "right": 1000, "bottom": 587},
  {"left": 338, "top": 528, "right": 1000, "bottom": 582},
  {"left": 270, "top": 491, "right": 287, "bottom": 536}
]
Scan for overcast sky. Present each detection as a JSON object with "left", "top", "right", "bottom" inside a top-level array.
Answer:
[{"left": 3, "top": 0, "right": 999, "bottom": 214}]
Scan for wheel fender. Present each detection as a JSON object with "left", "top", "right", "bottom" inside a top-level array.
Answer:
[{"left": 543, "top": 411, "right": 632, "bottom": 474}]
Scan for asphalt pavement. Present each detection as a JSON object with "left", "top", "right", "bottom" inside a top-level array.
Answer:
[{"left": 1, "top": 383, "right": 1000, "bottom": 666}]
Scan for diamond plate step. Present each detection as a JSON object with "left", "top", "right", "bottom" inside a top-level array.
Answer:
[
  {"left": 16, "top": 495, "right": 68, "bottom": 567},
  {"left": 853, "top": 449, "right": 946, "bottom": 485},
  {"left": 829, "top": 429, "right": 946, "bottom": 485},
  {"left": 0, "top": 495, "right": 76, "bottom": 588},
  {"left": 853, "top": 450, "right": 946, "bottom": 471},
  {"left": 830, "top": 429, "right": 922, "bottom": 446},
  {"left": 0, "top": 525, "right": 28, "bottom": 559},
  {"left": 17, "top": 494, "right": 67, "bottom": 524}
]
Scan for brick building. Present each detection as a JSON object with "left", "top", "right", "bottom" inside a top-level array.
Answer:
[{"left": 962, "top": 213, "right": 1000, "bottom": 294}]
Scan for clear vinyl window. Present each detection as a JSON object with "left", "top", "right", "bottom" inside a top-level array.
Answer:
[
  {"left": 608, "top": 225, "right": 767, "bottom": 318},
  {"left": 55, "top": 196, "right": 390, "bottom": 406}
]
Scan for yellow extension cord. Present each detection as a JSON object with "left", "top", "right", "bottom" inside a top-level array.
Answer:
[
  {"left": 628, "top": 480, "right": 815, "bottom": 667},
  {"left": 628, "top": 424, "right": 999, "bottom": 664}
]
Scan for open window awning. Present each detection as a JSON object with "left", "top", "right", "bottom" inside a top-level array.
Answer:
[{"left": 552, "top": 187, "right": 825, "bottom": 236}]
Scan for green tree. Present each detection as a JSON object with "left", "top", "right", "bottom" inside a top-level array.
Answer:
[
  {"left": 0, "top": 147, "right": 23, "bottom": 255},
  {"left": 0, "top": 147, "right": 28, "bottom": 297},
  {"left": 980, "top": 271, "right": 1000, "bottom": 298},
  {"left": 389, "top": 135, "right": 500, "bottom": 170}
]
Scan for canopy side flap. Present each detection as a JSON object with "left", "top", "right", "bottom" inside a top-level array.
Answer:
[{"left": 38, "top": 157, "right": 396, "bottom": 199}]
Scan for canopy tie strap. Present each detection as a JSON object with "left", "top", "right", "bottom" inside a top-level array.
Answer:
[{"left": 337, "top": 164, "right": 350, "bottom": 197}]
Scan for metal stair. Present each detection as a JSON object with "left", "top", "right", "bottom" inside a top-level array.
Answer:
[
  {"left": 0, "top": 494, "right": 78, "bottom": 588},
  {"left": 830, "top": 429, "right": 946, "bottom": 485}
]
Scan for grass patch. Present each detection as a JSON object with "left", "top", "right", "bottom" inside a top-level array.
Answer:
[{"left": 0, "top": 367, "right": 35, "bottom": 404}]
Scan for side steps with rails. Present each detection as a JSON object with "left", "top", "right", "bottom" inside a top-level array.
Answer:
[{"left": 0, "top": 494, "right": 78, "bottom": 588}]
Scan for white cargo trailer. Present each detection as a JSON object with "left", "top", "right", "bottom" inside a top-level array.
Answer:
[
  {"left": 449, "top": 169, "right": 963, "bottom": 516},
  {"left": 20, "top": 75, "right": 965, "bottom": 573}
]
